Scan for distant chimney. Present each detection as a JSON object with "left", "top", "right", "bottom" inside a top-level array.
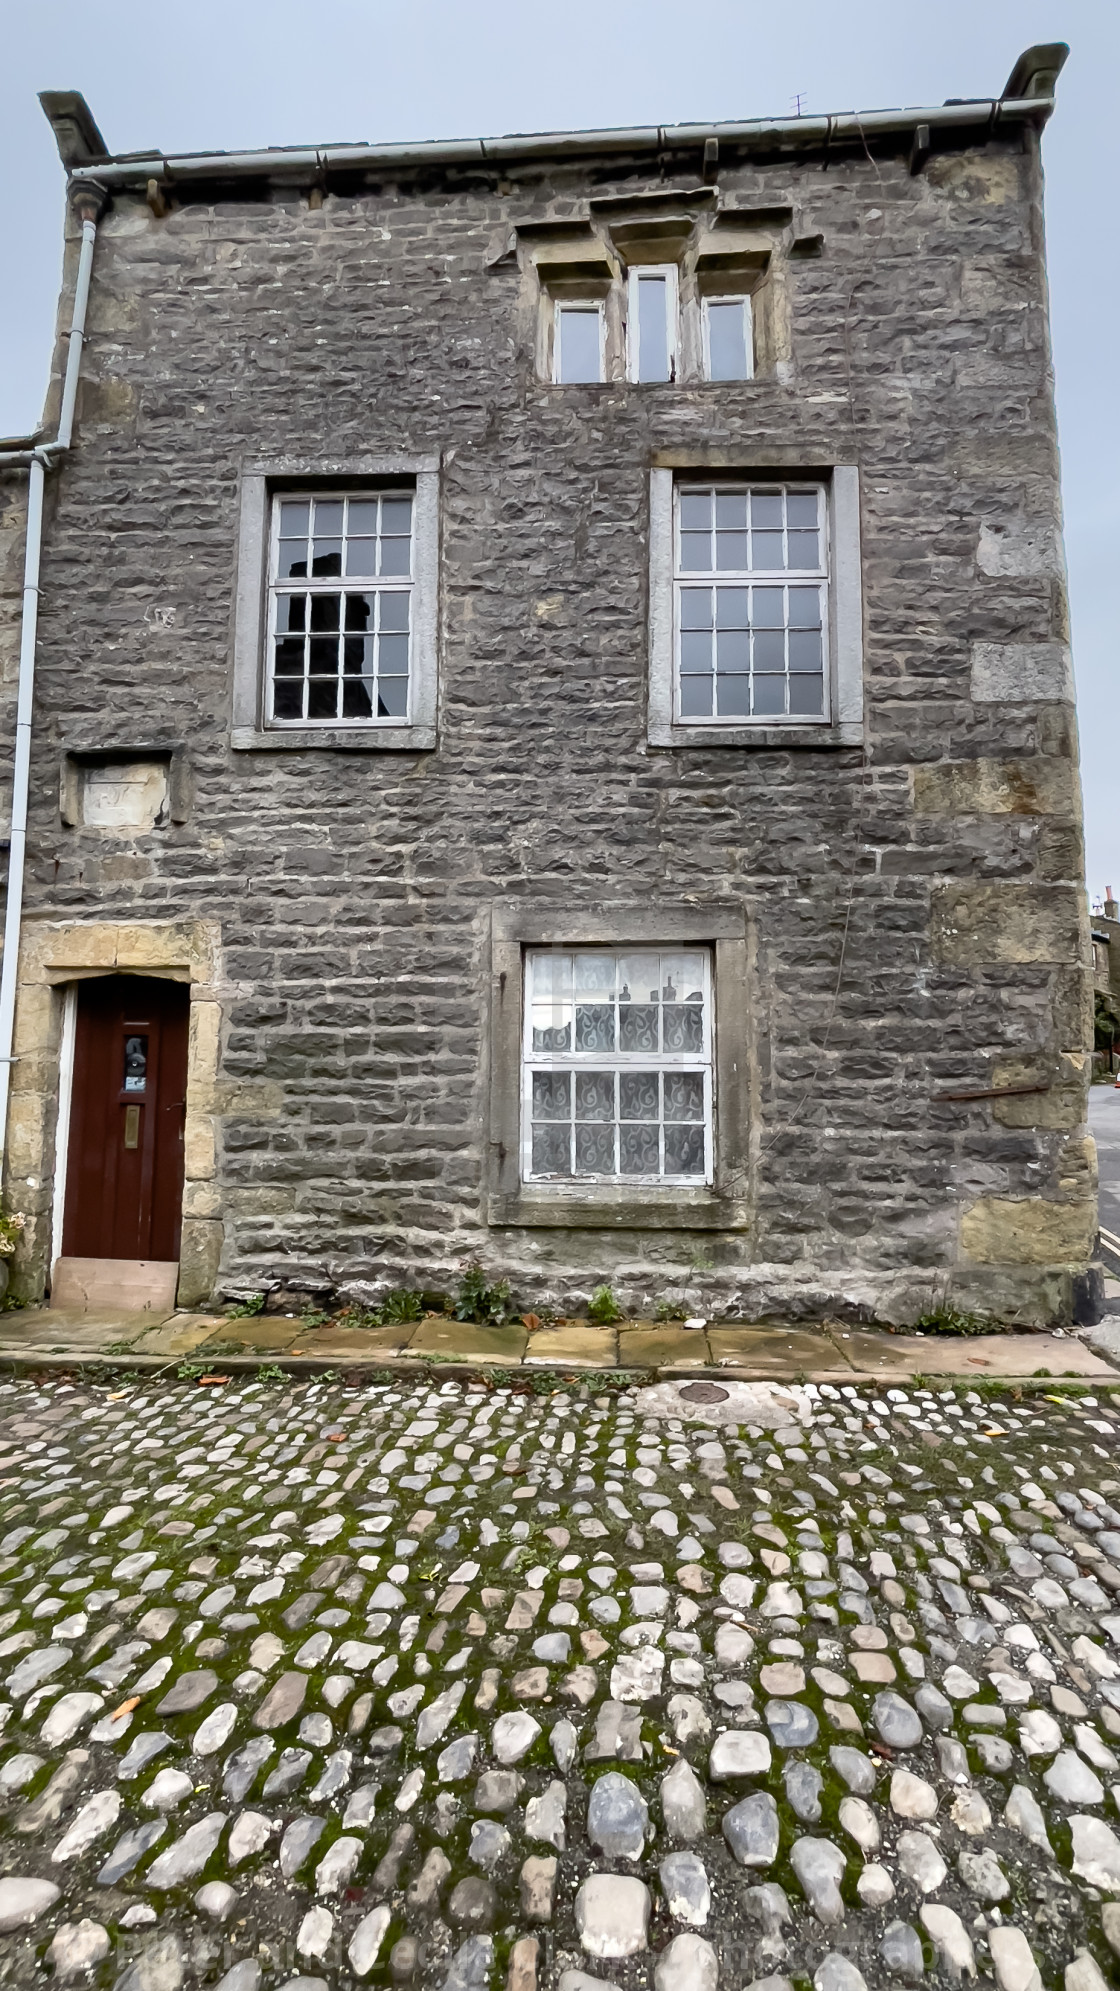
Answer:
[{"left": 1106, "top": 886, "right": 1119, "bottom": 921}]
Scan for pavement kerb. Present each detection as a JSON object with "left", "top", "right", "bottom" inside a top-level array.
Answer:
[{"left": 0, "top": 1348, "right": 1119, "bottom": 1393}]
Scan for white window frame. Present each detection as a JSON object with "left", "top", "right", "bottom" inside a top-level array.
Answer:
[
  {"left": 553, "top": 301, "right": 606, "bottom": 384},
  {"left": 521, "top": 946, "right": 714, "bottom": 1187},
  {"left": 231, "top": 455, "right": 439, "bottom": 753},
  {"left": 646, "top": 464, "right": 865, "bottom": 750},
  {"left": 266, "top": 491, "right": 415, "bottom": 730},
  {"left": 673, "top": 480, "right": 830, "bottom": 728},
  {"left": 702, "top": 295, "right": 754, "bottom": 381},
  {"left": 627, "top": 265, "right": 679, "bottom": 383}
]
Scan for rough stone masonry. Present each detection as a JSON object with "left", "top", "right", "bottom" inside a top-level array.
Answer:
[{"left": 0, "top": 46, "right": 1098, "bottom": 1324}]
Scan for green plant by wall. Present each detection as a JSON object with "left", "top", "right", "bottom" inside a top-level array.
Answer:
[
  {"left": 382, "top": 1289, "right": 425, "bottom": 1324},
  {"left": 0, "top": 1208, "right": 26, "bottom": 1259},
  {"left": 587, "top": 1284, "right": 623, "bottom": 1325},
  {"left": 454, "top": 1261, "right": 517, "bottom": 1326},
  {"left": 912, "top": 1305, "right": 994, "bottom": 1337},
  {"left": 226, "top": 1292, "right": 266, "bottom": 1319},
  {"left": 654, "top": 1299, "right": 686, "bottom": 1321}
]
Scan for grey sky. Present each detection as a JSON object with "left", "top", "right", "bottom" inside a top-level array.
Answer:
[{"left": 3, "top": 2, "right": 1115, "bottom": 897}]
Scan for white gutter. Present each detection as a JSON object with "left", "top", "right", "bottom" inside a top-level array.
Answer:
[
  {"left": 81, "top": 93, "right": 1055, "bottom": 190},
  {"left": 0, "top": 185, "right": 105, "bottom": 1165}
]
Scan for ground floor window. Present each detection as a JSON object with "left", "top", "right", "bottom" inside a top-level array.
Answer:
[{"left": 522, "top": 947, "right": 713, "bottom": 1183}]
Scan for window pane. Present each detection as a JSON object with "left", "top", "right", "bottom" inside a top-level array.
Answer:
[
  {"left": 750, "top": 530, "right": 784, "bottom": 571},
  {"left": 665, "top": 1124, "right": 705, "bottom": 1175},
  {"left": 314, "top": 500, "right": 344, "bottom": 535},
  {"left": 750, "top": 493, "right": 783, "bottom": 527},
  {"left": 620, "top": 1124, "right": 660, "bottom": 1173},
  {"left": 532, "top": 1072, "right": 570, "bottom": 1121},
  {"left": 679, "top": 492, "right": 712, "bottom": 531},
  {"left": 619, "top": 1003, "right": 659, "bottom": 1053},
  {"left": 752, "top": 631, "right": 786, "bottom": 671},
  {"left": 716, "top": 675, "right": 751, "bottom": 716},
  {"left": 789, "top": 587, "right": 822, "bottom": 628},
  {"left": 309, "top": 593, "right": 341, "bottom": 632},
  {"left": 280, "top": 501, "right": 310, "bottom": 537},
  {"left": 533, "top": 1124, "right": 571, "bottom": 1174},
  {"left": 309, "top": 636, "right": 338, "bottom": 673},
  {"left": 715, "top": 529, "right": 749, "bottom": 571},
  {"left": 714, "top": 493, "right": 747, "bottom": 529},
  {"left": 532, "top": 1007, "right": 572, "bottom": 1053},
  {"left": 272, "top": 678, "right": 304, "bottom": 720},
  {"left": 715, "top": 588, "right": 750, "bottom": 629},
  {"left": 576, "top": 1124, "right": 616, "bottom": 1173},
  {"left": 789, "top": 675, "right": 825, "bottom": 715},
  {"left": 635, "top": 275, "right": 671, "bottom": 382},
  {"left": 311, "top": 541, "right": 343, "bottom": 578},
  {"left": 574, "top": 954, "right": 616, "bottom": 994},
  {"left": 788, "top": 629, "right": 823, "bottom": 670},
  {"left": 786, "top": 491, "right": 819, "bottom": 528},
  {"left": 344, "top": 538, "right": 378, "bottom": 577},
  {"left": 786, "top": 530, "right": 819, "bottom": 568},
  {"left": 680, "top": 590, "right": 713, "bottom": 630},
  {"left": 530, "top": 955, "right": 574, "bottom": 1001},
  {"left": 680, "top": 532, "right": 712, "bottom": 572},
  {"left": 750, "top": 588, "right": 784, "bottom": 628},
  {"left": 575, "top": 1072, "right": 615, "bottom": 1122},
  {"left": 679, "top": 675, "right": 713, "bottom": 717},
  {"left": 620, "top": 1071, "right": 659, "bottom": 1121},
  {"left": 618, "top": 954, "right": 660, "bottom": 1003},
  {"left": 348, "top": 500, "right": 380, "bottom": 535},
  {"left": 752, "top": 676, "right": 785, "bottom": 716},
  {"left": 663, "top": 1004, "right": 704, "bottom": 1053},
  {"left": 278, "top": 540, "right": 309, "bottom": 579},
  {"left": 344, "top": 594, "right": 373, "bottom": 632},
  {"left": 716, "top": 630, "right": 749, "bottom": 670},
  {"left": 307, "top": 677, "right": 338, "bottom": 719},
  {"left": 377, "top": 677, "right": 409, "bottom": 719},
  {"left": 680, "top": 630, "right": 712, "bottom": 671},
  {"left": 669, "top": 953, "right": 705, "bottom": 999},
  {"left": 557, "top": 308, "right": 602, "bottom": 384},
  {"left": 706, "top": 300, "right": 751, "bottom": 380},
  {"left": 274, "top": 637, "right": 305, "bottom": 676},
  {"left": 575, "top": 1004, "right": 616, "bottom": 1053},
  {"left": 379, "top": 537, "right": 411, "bottom": 578},
  {"left": 342, "top": 677, "right": 374, "bottom": 719},
  {"left": 381, "top": 498, "right": 413, "bottom": 538},
  {"left": 378, "top": 634, "right": 409, "bottom": 674},
  {"left": 380, "top": 592, "right": 410, "bottom": 632},
  {"left": 664, "top": 1073, "right": 704, "bottom": 1122}
]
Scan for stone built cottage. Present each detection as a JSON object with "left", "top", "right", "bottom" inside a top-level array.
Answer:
[{"left": 0, "top": 44, "right": 1099, "bottom": 1327}]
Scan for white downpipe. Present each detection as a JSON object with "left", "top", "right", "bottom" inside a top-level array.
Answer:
[{"left": 0, "top": 212, "right": 100, "bottom": 1167}]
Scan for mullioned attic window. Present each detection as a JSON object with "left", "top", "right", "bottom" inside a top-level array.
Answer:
[
  {"left": 522, "top": 948, "right": 713, "bottom": 1184},
  {"left": 554, "top": 303, "right": 605, "bottom": 384}
]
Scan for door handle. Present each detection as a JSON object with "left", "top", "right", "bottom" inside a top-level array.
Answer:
[{"left": 124, "top": 1104, "right": 141, "bottom": 1149}]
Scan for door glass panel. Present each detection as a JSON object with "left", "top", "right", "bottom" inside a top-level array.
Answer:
[{"left": 123, "top": 1034, "right": 148, "bottom": 1094}]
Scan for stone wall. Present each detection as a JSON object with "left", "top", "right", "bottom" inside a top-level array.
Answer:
[{"left": 0, "top": 115, "right": 1096, "bottom": 1324}]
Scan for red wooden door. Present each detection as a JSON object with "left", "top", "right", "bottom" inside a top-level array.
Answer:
[{"left": 62, "top": 976, "right": 189, "bottom": 1261}]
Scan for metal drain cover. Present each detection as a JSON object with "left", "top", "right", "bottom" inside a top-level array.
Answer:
[{"left": 678, "top": 1381, "right": 730, "bottom": 1404}]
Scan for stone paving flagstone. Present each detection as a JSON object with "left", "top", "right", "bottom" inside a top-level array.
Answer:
[{"left": 0, "top": 1370, "right": 1119, "bottom": 1986}]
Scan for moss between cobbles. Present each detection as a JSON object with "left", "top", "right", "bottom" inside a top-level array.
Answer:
[{"left": 0, "top": 1376, "right": 1116, "bottom": 1984}]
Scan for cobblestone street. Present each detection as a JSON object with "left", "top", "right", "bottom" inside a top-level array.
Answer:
[{"left": 1, "top": 1373, "right": 1119, "bottom": 1991}]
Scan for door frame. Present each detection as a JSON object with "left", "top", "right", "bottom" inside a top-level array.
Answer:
[
  {"left": 50, "top": 985, "right": 78, "bottom": 1270},
  {"left": 3, "top": 919, "right": 226, "bottom": 1306}
]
